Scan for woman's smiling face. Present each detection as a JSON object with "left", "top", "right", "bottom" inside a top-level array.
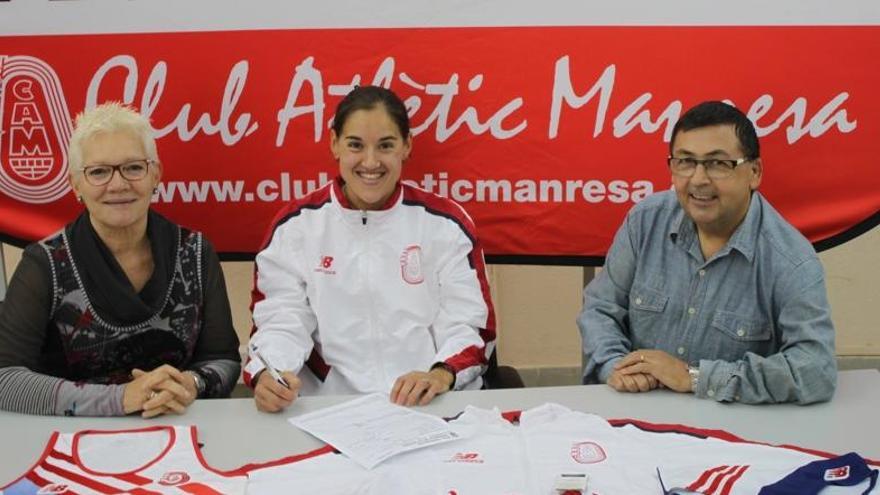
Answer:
[{"left": 331, "top": 105, "right": 411, "bottom": 210}]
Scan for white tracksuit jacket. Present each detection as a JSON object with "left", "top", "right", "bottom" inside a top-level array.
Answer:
[{"left": 244, "top": 178, "right": 496, "bottom": 395}]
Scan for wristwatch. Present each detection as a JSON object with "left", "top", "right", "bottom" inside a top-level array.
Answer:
[
  {"left": 186, "top": 370, "right": 206, "bottom": 397},
  {"left": 687, "top": 365, "right": 700, "bottom": 393}
]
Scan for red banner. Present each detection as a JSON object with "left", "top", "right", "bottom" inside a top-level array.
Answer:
[{"left": 2, "top": 26, "right": 878, "bottom": 263}]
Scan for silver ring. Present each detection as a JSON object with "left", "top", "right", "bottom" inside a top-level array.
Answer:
[
  {"left": 149, "top": 391, "right": 158, "bottom": 400},
  {"left": 640, "top": 354, "right": 645, "bottom": 363}
]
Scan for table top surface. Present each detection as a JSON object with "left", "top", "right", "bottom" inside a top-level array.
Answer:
[{"left": 1, "top": 369, "right": 877, "bottom": 485}]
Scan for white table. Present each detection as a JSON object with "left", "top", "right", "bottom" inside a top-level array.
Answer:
[{"left": 0, "top": 369, "right": 877, "bottom": 485}]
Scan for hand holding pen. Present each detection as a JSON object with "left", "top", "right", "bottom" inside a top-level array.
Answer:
[
  {"left": 251, "top": 344, "right": 301, "bottom": 413},
  {"left": 253, "top": 346, "right": 291, "bottom": 389}
]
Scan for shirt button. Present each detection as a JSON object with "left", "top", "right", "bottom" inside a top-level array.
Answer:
[
  {"left": 736, "top": 329, "right": 745, "bottom": 337},
  {"left": 688, "top": 307, "right": 696, "bottom": 315},
  {"left": 677, "top": 347, "right": 685, "bottom": 355},
  {"left": 698, "top": 269, "right": 706, "bottom": 277},
  {"left": 707, "top": 389, "right": 715, "bottom": 397},
  {"left": 635, "top": 297, "right": 642, "bottom": 305}
]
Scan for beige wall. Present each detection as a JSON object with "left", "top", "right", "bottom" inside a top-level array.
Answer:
[
  {"left": 818, "top": 227, "right": 880, "bottom": 356},
  {"left": 3, "top": 225, "right": 878, "bottom": 370}
]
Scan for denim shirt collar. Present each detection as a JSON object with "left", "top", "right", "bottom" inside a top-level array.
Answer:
[{"left": 669, "top": 191, "right": 763, "bottom": 263}]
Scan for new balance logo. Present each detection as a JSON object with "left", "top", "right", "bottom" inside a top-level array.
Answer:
[
  {"left": 314, "top": 255, "right": 336, "bottom": 275},
  {"left": 824, "top": 465, "right": 850, "bottom": 481},
  {"left": 446, "top": 452, "right": 484, "bottom": 464}
]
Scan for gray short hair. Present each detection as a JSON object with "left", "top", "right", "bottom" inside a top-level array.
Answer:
[{"left": 68, "top": 102, "right": 158, "bottom": 176}]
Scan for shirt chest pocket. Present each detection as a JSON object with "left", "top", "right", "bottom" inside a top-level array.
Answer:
[
  {"left": 630, "top": 285, "right": 669, "bottom": 313},
  {"left": 711, "top": 310, "right": 772, "bottom": 342}
]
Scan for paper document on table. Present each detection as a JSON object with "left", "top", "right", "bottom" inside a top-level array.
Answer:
[{"left": 288, "top": 393, "right": 462, "bottom": 469}]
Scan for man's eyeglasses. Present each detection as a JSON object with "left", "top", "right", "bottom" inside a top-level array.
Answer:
[
  {"left": 667, "top": 156, "right": 752, "bottom": 180},
  {"left": 81, "top": 159, "right": 154, "bottom": 186}
]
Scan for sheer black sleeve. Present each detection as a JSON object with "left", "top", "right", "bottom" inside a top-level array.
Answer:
[{"left": 187, "top": 237, "right": 241, "bottom": 398}]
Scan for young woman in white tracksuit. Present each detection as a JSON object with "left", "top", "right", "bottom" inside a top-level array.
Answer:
[{"left": 246, "top": 86, "right": 496, "bottom": 412}]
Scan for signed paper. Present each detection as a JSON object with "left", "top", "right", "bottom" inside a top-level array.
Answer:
[{"left": 288, "top": 393, "right": 462, "bottom": 469}]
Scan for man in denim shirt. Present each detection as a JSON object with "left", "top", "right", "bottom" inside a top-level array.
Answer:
[{"left": 577, "top": 101, "right": 836, "bottom": 404}]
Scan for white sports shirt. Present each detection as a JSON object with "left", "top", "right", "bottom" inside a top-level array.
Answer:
[{"left": 245, "top": 179, "right": 496, "bottom": 395}]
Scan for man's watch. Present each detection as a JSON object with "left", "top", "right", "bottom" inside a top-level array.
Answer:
[
  {"left": 186, "top": 370, "right": 206, "bottom": 397},
  {"left": 687, "top": 365, "right": 700, "bottom": 393}
]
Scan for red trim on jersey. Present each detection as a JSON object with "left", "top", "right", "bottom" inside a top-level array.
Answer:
[
  {"left": 23, "top": 472, "right": 56, "bottom": 492},
  {"left": 687, "top": 464, "right": 731, "bottom": 491},
  {"left": 245, "top": 182, "right": 335, "bottom": 387},
  {"left": 704, "top": 465, "right": 741, "bottom": 495},
  {"left": 126, "top": 489, "right": 162, "bottom": 495},
  {"left": 0, "top": 431, "right": 58, "bottom": 491},
  {"left": 187, "top": 426, "right": 247, "bottom": 477},
  {"left": 179, "top": 482, "right": 225, "bottom": 494},
  {"left": 609, "top": 418, "right": 880, "bottom": 466},
  {"left": 40, "top": 461, "right": 125, "bottom": 494},
  {"left": 72, "top": 426, "right": 174, "bottom": 477},
  {"left": 112, "top": 471, "right": 152, "bottom": 486},
  {"left": 719, "top": 465, "right": 749, "bottom": 495},
  {"left": 234, "top": 444, "right": 337, "bottom": 474},
  {"left": 49, "top": 449, "right": 153, "bottom": 485},
  {"left": 402, "top": 184, "right": 497, "bottom": 365},
  {"left": 50, "top": 449, "right": 151, "bottom": 486}
]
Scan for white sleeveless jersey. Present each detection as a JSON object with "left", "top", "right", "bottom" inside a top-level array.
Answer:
[
  {"left": 245, "top": 403, "right": 878, "bottom": 495},
  {"left": 0, "top": 425, "right": 246, "bottom": 495}
]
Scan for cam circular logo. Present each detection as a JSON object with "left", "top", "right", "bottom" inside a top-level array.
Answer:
[
  {"left": 0, "top": 55, "right": 73, "bottom": 203},
  {"left": 158, "top": 471, "right": 192, "bottom": 486},
  {"left": 400, "top": 245, "right": 424, "bottom": 284},
  {"left": 570, "top": 441, "right": 607, "bottom": 464}
]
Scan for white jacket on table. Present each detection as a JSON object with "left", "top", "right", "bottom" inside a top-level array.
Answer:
[{"left": 244, "top": 178, "right": 496, "bottom": 395}]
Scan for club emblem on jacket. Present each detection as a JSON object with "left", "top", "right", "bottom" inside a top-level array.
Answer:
[
  {"left": 400, "top": 245, "right": 424, "bottom": 284},
  {"left": 570, "top": 441, "right": 606, "bottom": 464}
]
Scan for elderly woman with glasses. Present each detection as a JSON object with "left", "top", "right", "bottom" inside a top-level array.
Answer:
[{"left": 0, "top": 102, "right": 240, "bottom": 417}]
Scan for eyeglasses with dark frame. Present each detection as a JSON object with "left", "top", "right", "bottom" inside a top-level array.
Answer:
[
  {"left": 81, "top": 159, "right": 154, "bottom": 186},
  {"left": 667, "top": 156, "right": 752, "bottom": 180}
]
